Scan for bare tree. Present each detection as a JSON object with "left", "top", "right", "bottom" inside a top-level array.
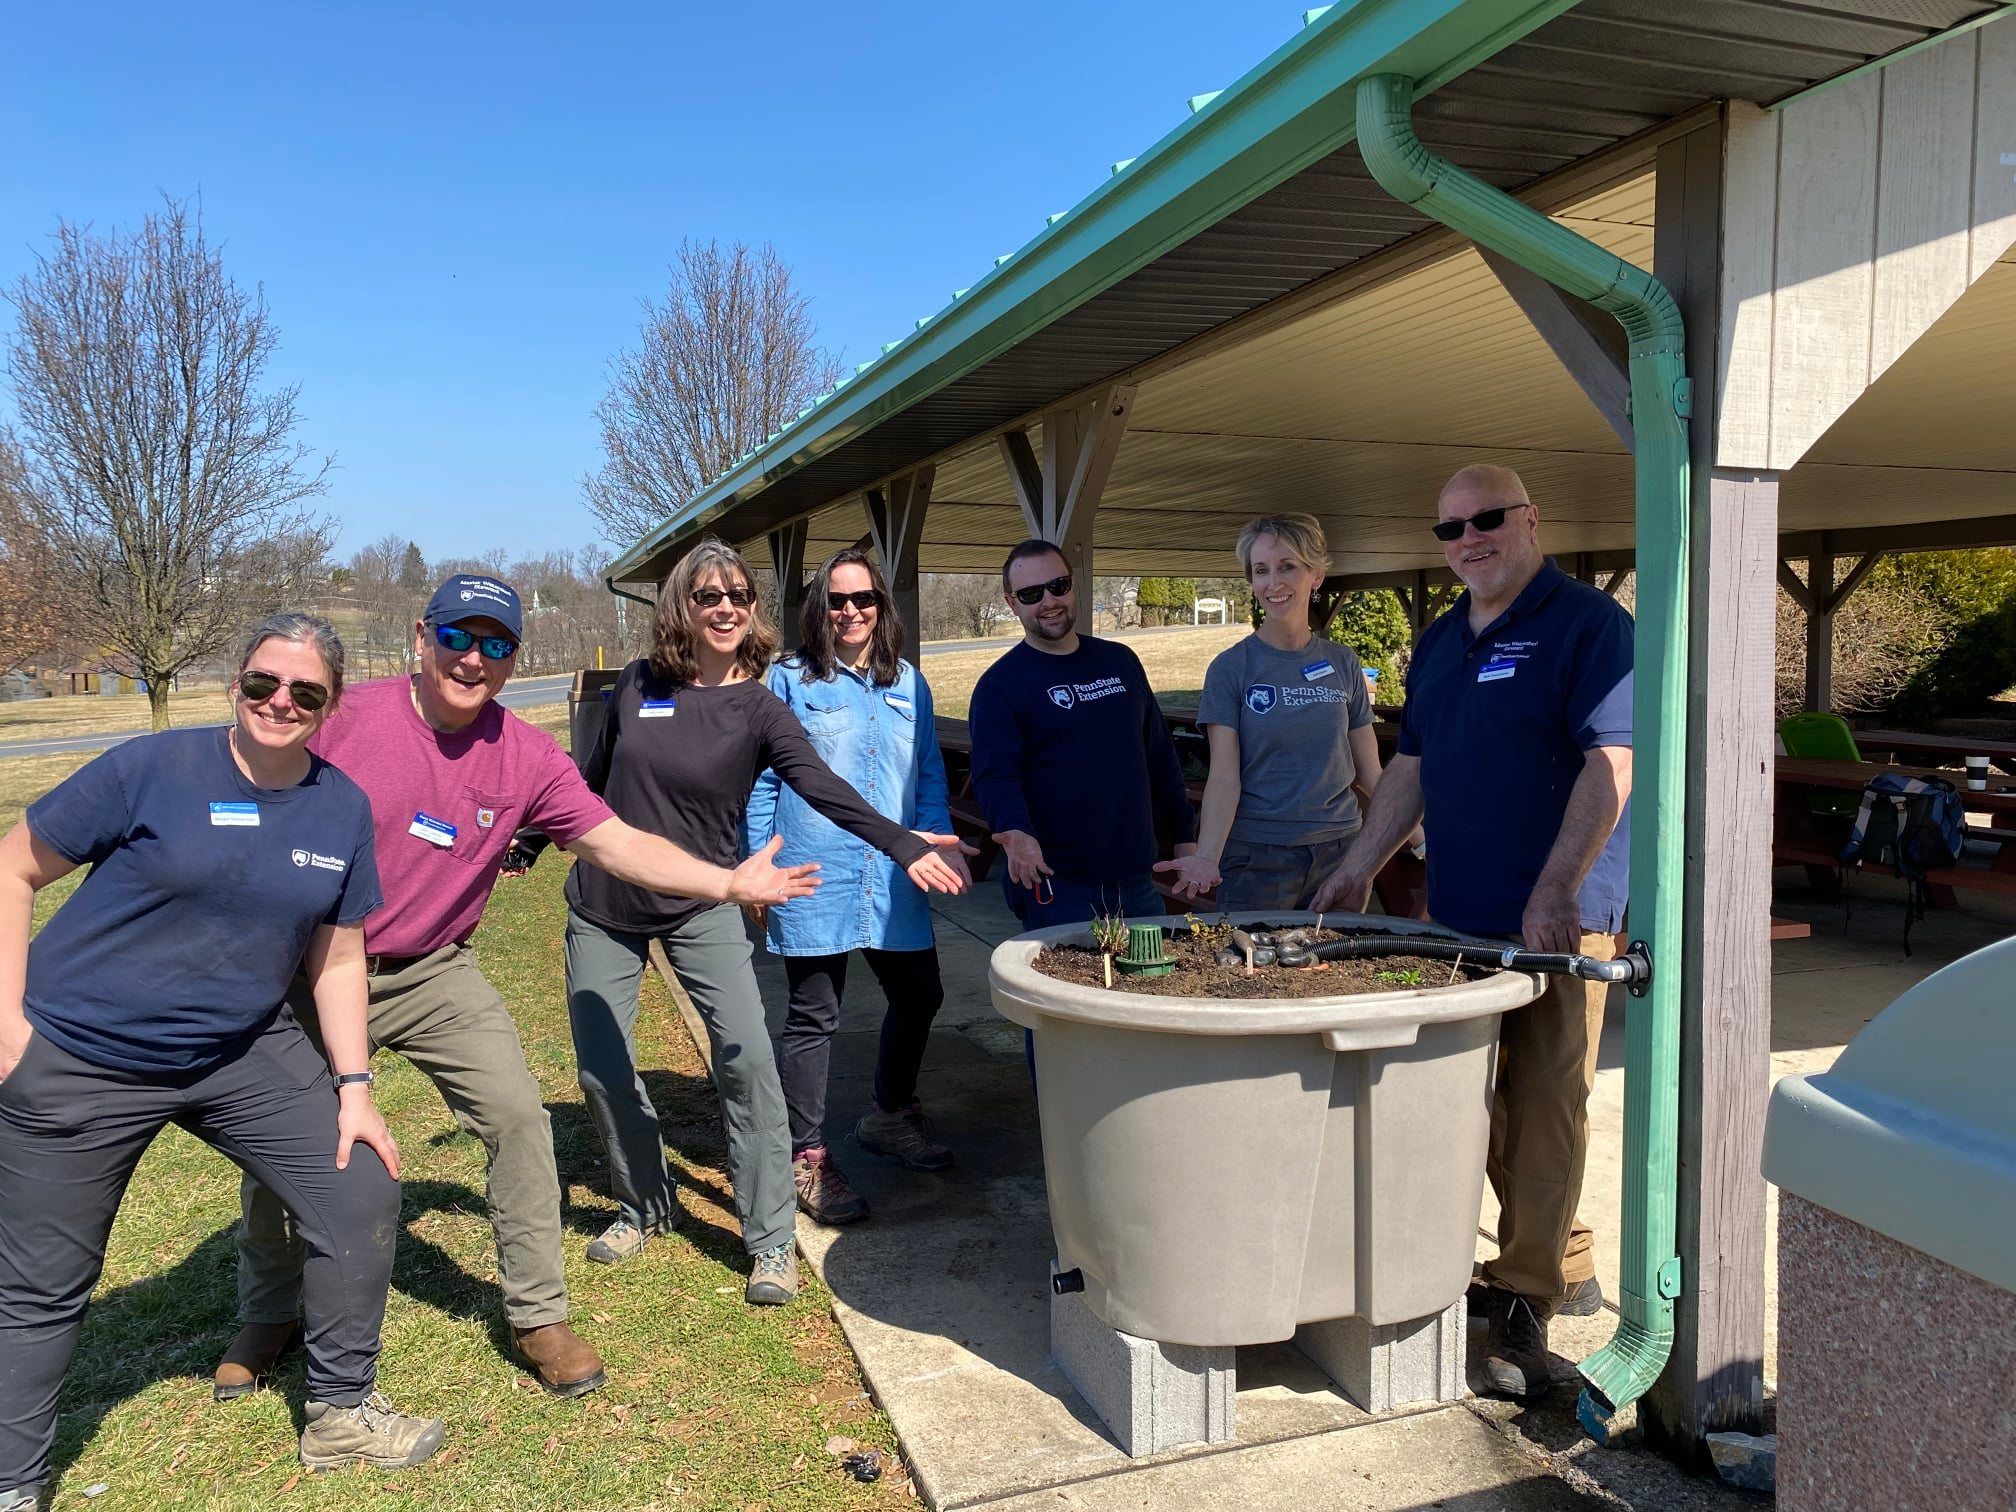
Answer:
[
  {"left": 583, "top": 240, "right": 845, "bottom": 549},
  {"left": 2, "top": 197, "right": 333, "bottom": 729},
  {"left": 0, "top": 440, "right": 61, "bottom": 676},
  {"left": 919, "top": 573, "right": 1010, "bottom": 642}
]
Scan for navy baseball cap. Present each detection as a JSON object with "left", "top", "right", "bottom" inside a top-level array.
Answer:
[{"left": 424, "top": 574, "right": 524, "bottom": 641}]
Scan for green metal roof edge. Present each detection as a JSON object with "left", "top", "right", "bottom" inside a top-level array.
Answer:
[{"left": 606, "top": 0, "right": 1583, "bottom": 582}]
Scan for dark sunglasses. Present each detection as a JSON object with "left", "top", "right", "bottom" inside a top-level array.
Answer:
[
  {"left": 826, "top": 589, "right": 881, "bottom": 612},
  {"left": 1010, "top": 573, "right": 1073, "bottom": 607},
  {"left": 690, "top": 586, "right": 757, "bottom": 609},
  {"left": 1431, "top": 502, "right": 1531, "bottom": 543},
  {"left": 239, "top": 669, "right": 330, "bottom": 712},
  {"left": 433, "top": 624, "right": 518, "bottom": 660}
]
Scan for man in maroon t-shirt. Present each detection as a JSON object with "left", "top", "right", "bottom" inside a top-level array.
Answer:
[{"left": 217, "top": 575, "right": 817, "bottom": 1402}]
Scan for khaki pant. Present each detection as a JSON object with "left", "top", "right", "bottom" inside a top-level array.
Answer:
[
  {"left": 237, "top": 945, "right": 569, "bottom": 1330},
  {"left": 1477, "top": 929, "right": 1613, "bottom": 1304}
]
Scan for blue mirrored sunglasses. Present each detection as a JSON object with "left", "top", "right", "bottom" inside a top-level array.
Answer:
[{"left": 432, "top": 624, "right": 518, "bottom": 661}]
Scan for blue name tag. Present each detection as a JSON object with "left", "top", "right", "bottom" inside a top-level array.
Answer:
[
  {"left": 209, "top": 801, "right": 260, "bottom": 828},
  {"left": 1301, "top": 660, "right": 1335, "bottom": 681},
  {"left": 883, "top": 693, "right": 914, "bottom": 715},
  {"left": 638, "top": 697, "right": 677, "bottom": 719},
  {"left": 1477, "top": 660, "right": 1516, "bottom": 683},
  {"left": 408, "top": 811, "right": 458, "bottom": 847}
]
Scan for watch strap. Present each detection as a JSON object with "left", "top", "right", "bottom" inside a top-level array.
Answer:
[{"left": 334, "top": 1071, "right": 376, "bottom": 1088}]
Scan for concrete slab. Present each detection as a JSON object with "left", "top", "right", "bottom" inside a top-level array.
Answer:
[{"left": 651, "top": 877, "right": 2016, "bottom": 1508}]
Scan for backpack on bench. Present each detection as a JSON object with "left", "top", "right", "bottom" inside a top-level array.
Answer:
[{"left": 1837, "top": 770, "right": 1967, "bottom": 953}]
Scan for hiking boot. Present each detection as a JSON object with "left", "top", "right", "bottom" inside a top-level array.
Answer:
[
  {"left": 298, "top": 1392, "right": 446, "bottom": 1471},
  {"left": 213, "top": 1319, "right": 300, "bottom": 1402},
  {"left": 585, "top": 1215, "right": 672, "bottom": 1265},
  {"left": 745, "top": 1242, "right": 799, "bottom": 1306},
  {"left": 853, "top": 1102, "right": 953, "bottom": 1172},
  {"left": 510, "top": 1321, "right": 608, "bottom": 1397},
  {"left": 1481, "top": 1290, "right": 1554, "bottom": 1400},
  {"left": 0, "top": 1485, "right": 43, "bottom": 1510},
  {"left": 794, "top": 1147, "right": 869, "bottom": 1224},
  {"left": 1466, "top": 1274, "right": 1601, "bottom": 1319}
]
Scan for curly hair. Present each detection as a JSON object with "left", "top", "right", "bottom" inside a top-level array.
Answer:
[{"left": 649, "top": 537, "right": 778, "bottom": 685}]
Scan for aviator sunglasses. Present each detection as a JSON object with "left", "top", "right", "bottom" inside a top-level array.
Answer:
[
  {"left": 1010, "top": 573, "right": 1073, "bottom": 607},
  {"left": 238, "top": 669, "right": 330, "bottom": 712},
  {"left": 827, "top": 589, "right": 881, "bottom": 612},
  {"left": 1431, "top": 502, "right": 1532, "bottom": 543},
  {"left": 433, "top": 624, "right": 519, "bottom": 660},
  {"left": 690, "top": 586, "right": 758, "bottom": 609}
]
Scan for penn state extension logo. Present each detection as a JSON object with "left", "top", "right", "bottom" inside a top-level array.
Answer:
[
  {"left": 1047, "top": 685, "right": 1076, "bottom": 710},
  {"left": 1245, "top": 684, "right": 1278, "bottom": 714},
  {"left": 291, "top": 849, "right": 310, "bottom": 867}
]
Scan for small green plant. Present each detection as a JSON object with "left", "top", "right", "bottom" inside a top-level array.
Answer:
[
  {"left": 1184, "top": 911, "right": 1234, "bottom": 953},
  {"left": 1374, "top": 967, "right": 1424, "bottom": 986},
  {"left": 1089, "top": 908, "right": 1130, "bottom": 957}
]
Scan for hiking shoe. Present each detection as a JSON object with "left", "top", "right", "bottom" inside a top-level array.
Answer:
[
  {"left": 854, "top": 1102, "right": 953, "bottom": 1172},
  {"left": 1466, "top": 1275, "right": 1601, "bottom": 1319},
  {"left": 299, "top": 1392, "right": 446, "bottom": 1472},
  {"left": 794, "top": 1147, "right": 869, "bottom": 1224},
  {"left": 585, "top": 1215, "right": 672, "bottom": 1266},
  {"left": 510, "top": 1321, "right": 608, "bottom": 1397},
  {"left": 213, "top": 1319, "right": 300, "bottom": 1402},
  {"left": 1481, "top": 1290, "right": 1554, "bottom": 1400},
  {"left": 745, "top": 1243, "right": 799, "bottom": 1306}
]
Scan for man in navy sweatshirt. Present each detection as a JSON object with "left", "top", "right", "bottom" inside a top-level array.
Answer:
[{"left": 969, "top": 539, "right": 1198, "bottom": 928}]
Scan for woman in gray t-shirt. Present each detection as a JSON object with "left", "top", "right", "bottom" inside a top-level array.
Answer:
[{"left": 1160, "top": 513, "right": 1400, "bottom": 911}]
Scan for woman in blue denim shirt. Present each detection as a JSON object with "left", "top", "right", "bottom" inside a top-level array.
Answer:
[{"left": 746, "top": 549, "right": 966, "bottom": 1225}]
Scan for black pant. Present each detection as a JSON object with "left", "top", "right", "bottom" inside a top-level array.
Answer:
[
  {"left": 777, "top": 948, "right": 945, "bottom": 1155},
  {"left": 0, "top": 1018, "right": 398, "bottom": 1494}
]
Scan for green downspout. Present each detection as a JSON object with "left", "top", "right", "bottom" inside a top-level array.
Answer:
[{"left": 1354, "top": 73, "right": 1689, "bottom": 1436}]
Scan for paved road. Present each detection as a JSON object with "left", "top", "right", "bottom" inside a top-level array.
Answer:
[
  {"left": 0, "top": 627, "right": 1234, "bottom": 761},
  {"left": 0, "top": 674, "right": 578, "bottom": 761}
]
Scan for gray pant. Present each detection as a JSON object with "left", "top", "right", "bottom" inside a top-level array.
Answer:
[
  {"left": 1216, "top": 833, "right": 1356, "bottom": 913},
  {"left": 565, "top": 905, "right": 793, "bottom": 1255},
  {"left": 239, "top": 945, "right": 570, "bottom": 1330},
  {"left": 2, "top": 1020, "right": 396, "bottom": 1495}
]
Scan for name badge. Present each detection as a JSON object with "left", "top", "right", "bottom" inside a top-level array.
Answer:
[
  {"left": 1477, "top": 659, "right": 1517, "bottom": 684},
  {"left": 1301, "top": 660, "right": 1335, "bottom": 681},
  {"left": 409, "top": 811, "right": 458, "bottom": 847},
  {"left": 883, "top": 693, "right": 914, "bottom": 715},
  {"left": 209, "top": 801, "right": 260, "bottom": 827},
  {"left": 638, "top": 697, "right": 677, "bottom": 719}
]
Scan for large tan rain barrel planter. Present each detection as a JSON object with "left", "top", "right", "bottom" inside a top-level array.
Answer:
[{"left": 989, "top": 911, "right": 1543, "bottom": 1350}]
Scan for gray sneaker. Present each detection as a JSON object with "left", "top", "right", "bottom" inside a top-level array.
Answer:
[
  {"left": 585, "top": 1215, "right": 672, "bottom": 1265},
  {"left": 299, "top": 1392, "right": 446, "bottom": 1472},
  {"left": 854, "top": 1102, "right": 953, "bottom": 1172},
  {"left": 0, "top": 1485, "right": 43, "bottom": 1510},
  {"left": 745, "top": 1243, "right": 799, "bottom": 1306}
]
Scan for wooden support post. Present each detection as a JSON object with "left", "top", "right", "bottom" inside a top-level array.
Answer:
[
  {"left": 864, "top": 466, "right": 934, "bottom": 662},
  {"left": 1408, "top": 569, "right": 1433, "bottom": 638},
  {"left": 1647, "top": 110, "right": 1771, "bottom": 1457},
  {"left": 997, "top": 385, "right": 1135, "bottom": 596},
  {"left": 1804, "top": 543, "right": 1836, "bottom": 713},
  {"left": 767, "top": 518, "right": 810, "bottom": 641}
]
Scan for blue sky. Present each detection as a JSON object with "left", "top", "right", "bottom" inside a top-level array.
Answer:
[{"left": 0, "top": 2, "right": 1301, "bottom": 563}]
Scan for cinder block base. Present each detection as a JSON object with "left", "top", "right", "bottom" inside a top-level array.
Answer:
[
  {"left": 1293, "top": 1300, "right": 1466, "bottom": 1414},
  {"left": 1049, "top": 1263, "right": 1236, "bottom": 1456}
]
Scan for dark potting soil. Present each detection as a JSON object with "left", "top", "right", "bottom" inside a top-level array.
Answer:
[{"left": 1029, "top": 925, "right": 1496, "bottom": 1000}]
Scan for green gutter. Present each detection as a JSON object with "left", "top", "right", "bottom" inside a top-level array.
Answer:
[
  {"left": 605, "top": 0, "right": 1582, "bottom": 584},
  {"left": 1354, "top": 73, "right": 1690, "bottom": 1437}
]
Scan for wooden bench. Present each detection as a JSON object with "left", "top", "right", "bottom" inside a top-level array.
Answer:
[{"left": 1775, "top": 835, "right": 2016, "bottom": 904}]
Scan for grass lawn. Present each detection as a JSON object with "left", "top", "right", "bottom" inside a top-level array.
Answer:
[
  {"left": 4, "top": 715, "right": 910, "bottom": 1511},
  {"left": 923, "top": 624, "right": 1249, "bottom": 719},
  {"left": 0, "top": 687, "right": 234, "bottom": 744}
]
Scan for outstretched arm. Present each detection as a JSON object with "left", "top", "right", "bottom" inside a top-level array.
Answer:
[
  {"left": 0, "top": 822, "right": 77, "bottom": 1081},
  {"left": 567, "top": 820, "right": 821, "bottom": 906}
]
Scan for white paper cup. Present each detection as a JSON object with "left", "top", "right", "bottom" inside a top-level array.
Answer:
[{"left": 1965, "top": 755, "right": 1989, "bottom": 791}]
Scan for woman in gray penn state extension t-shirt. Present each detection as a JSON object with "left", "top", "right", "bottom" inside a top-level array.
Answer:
[{"left": 1161, "top": 513, "right": 1398, "bottom": 912}]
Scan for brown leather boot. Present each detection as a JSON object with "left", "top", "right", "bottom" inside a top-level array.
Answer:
[
  {"left": 213, "top": 1319, "right": 300, "bottom": 1402},
  {"left": 510, "top": 1321, "right": 607, "bottom": 1398}
]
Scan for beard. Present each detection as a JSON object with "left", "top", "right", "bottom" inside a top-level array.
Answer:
[{"left": 1030, "top": 607, "right": 1076, "bottom": 641}]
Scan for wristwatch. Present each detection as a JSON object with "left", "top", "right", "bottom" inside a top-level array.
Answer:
[{"left": 334, "top": 1071, "right": 376, "bottom": 1089}]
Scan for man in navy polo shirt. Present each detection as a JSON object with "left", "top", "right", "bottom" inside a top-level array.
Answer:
[{"left": 1315, "top": 464, "right": 1632, "bottom": 1401}]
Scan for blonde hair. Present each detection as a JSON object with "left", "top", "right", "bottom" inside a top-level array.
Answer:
[
  {"left": 649, "top": 537, "right": 778, "bottom": 685},
  {"left": 1235, "top": 513, "right": 1331, "bottom": 580}
]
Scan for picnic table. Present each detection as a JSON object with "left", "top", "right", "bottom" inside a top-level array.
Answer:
[
  {"left": 1773, "top": 754, "right": 2016, "bottom": 903},
  {"left": 1846, "top": 727, "right": 2016, "bottom": 775}
]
